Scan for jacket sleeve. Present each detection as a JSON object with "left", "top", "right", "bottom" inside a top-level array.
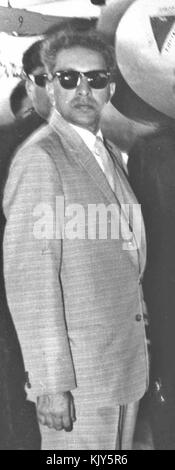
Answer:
[{"left": 3, "top": 144, "right": 76, "bottom": 402}]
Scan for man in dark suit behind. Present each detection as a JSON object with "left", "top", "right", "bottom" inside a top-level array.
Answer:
[{"left": 128, "top": 122, "right": 175, "bottom": 449}]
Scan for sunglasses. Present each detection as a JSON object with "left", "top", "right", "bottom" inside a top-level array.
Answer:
[
  {"left": 27, "top": 73, "right": 48, "bottom": 88},
  {"left": 52, "top": 70, "right": 111, "bottom": 89}
]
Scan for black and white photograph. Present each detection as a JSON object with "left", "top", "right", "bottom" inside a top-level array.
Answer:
[{"left": 0, "top": 0, "right": 174, "bottom": 458}]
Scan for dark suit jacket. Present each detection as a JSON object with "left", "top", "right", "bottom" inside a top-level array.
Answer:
[
  {"left": 0, "top": 111, "right": 44, "bottom": 198},
  {"left": 0, "top": 111, "right": 43, "bottom": 449},
  {"left": 128, "top": 126, "right": 175, "bottom": 395}
]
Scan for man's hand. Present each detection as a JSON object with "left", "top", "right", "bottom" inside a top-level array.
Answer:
[{"left": 37, "top": 391, "right": 76, "bottom": 432}]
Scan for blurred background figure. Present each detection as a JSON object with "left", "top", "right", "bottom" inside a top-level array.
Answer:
[
  {"left": 10, "top": 80, "right": 33, "bottom": 119},
  {"left": 0, "top": 36, "right": 52, "bottom": 449},
  {"left": 121, "top": 0, "right": 175, "bottom": 450},
  {"left": 128, "top": 118, "right": 175, "bottom": 450},
  {"left": 22, "top": 39, "right": 51, "bottom": 120},
  {"left": 0, "top": 38, "right": 51, "bottom": 192}
]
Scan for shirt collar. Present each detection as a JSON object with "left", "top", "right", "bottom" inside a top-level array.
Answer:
[
  {"left": 70, "top": 123, "right": 103, "bottom": 153},
  {"left": 49, "top": 109, "right": 103, "bottom": 152}
]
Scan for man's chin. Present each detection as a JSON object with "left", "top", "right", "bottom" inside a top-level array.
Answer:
[
  {"left": 72, "top": 116, "right": 97, "bottom": 127},
  {"left": 72, "top": 107, "right": 98, "bottom": 120}
]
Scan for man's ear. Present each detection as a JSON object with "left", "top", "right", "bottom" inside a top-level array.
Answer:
[
  {"left": 46, "top": 81, "right": 55, "bottom": 107},
  {"left": 109, "top": 82, "right": 116, "bottom": 99},
  {"left": 25, "top": 79, "right": 33, "bottom": 99}
]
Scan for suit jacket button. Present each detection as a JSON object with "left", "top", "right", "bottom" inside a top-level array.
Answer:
[{"left": 135, "top": 314, "right": 142, "bottom": 322}]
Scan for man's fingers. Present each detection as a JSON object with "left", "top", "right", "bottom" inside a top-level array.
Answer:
[
  {"left": 37, "top": 413, "right": 46, "bottom": 426},
  {"left": 45, "top": 415, "right": 55, "bottom": 428},
  {"left": 62, "top": 396, "right": 75, "bottom": 431},
  {"left": 70, "top": 399, "right": 76, "bottom": 423},
  {"left": 52, "top": 416, "right": 64, "bottom": 431},
  {"left": 62, "top": 395, "right": 76, "bottom": 431},
  {"left": 37, "top": 392, "right": 75, "bottom": 432},
  {"left": 38, "top": 411, "right": 64, "bottom": 430},
  {"left": 62, "top": 408, "right": 73, "bottom": 431}
]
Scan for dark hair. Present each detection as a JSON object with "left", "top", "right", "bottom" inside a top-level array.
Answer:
[
  {"left": 41, "top": 20, "right": 116, "bottom": 76},
  {"left": 22, "top": 40, "right": 43, "bottom": 75},
  {"left": 44, "top": 18, "right": 97, "bottom": 36},
  {"left": 10, "top": 81, "right": 28, "bottom": 117}
]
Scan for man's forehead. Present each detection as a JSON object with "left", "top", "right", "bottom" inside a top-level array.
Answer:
[{"left": 53, "top": 46, "right": 106, "bottom": 71}]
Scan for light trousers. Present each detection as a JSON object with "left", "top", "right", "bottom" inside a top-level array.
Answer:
[{"left": 40, "top": 399, "right": 139, "bottom": 450}]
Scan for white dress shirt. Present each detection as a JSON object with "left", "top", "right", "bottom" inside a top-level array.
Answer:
[{"left": 70, "top": 123, "right": 115, "bottom": 190}]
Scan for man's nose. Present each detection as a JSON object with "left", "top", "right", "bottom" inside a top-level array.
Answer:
[{"left": 76, "top": 75, "right": 91, "bottom": 96}]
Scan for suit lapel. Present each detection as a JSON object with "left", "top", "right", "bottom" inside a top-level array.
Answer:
[
  {"left": 49, "top": 110, "right": 146, "bottom": 275},
  {"left": 106, "top": 140, "right": 146, "bottom": 276},
  {"left": 49, "top": 110, "right": 118, "bottom": 205}
]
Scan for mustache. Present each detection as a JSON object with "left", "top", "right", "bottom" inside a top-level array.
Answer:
[{"left": 70, "top": 98, "right": 96, "bottom": 108}]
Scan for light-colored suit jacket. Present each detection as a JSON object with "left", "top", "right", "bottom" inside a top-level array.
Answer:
[{"left": 3, "top": 109, "right": 148, "bottom": 405}]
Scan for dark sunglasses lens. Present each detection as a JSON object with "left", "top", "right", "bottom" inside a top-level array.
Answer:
[
  {"left": 87, "top": 71, "right": 109, "bottom": 89},
  {"left": 54, "top": 71, "right": 110, "bottom": 89},
  {"left": 59, "top": 72, "right": 79, "bottom": 89},
  {"left": 34, "top": 75, "right": 47, "bottom": 87}
]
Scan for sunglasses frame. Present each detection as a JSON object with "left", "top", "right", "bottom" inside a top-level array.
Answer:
[
  {"left": 52, "top": 69, "right": 111, "bottom": 89},
  {"left": 27, "top": 73, "right": 48, "bottom": 88}
]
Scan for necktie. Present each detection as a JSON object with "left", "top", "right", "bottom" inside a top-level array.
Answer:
[
  {"left": 94, "top": 137, "right": 141, "bottom": 265},
  {"left": 94, "top": 136, "right": 115, "bottom": 191}
]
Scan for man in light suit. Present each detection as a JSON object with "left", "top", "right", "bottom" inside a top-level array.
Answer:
[{"left": 2, "top": 23, "right": 148, "bottom": 450}]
